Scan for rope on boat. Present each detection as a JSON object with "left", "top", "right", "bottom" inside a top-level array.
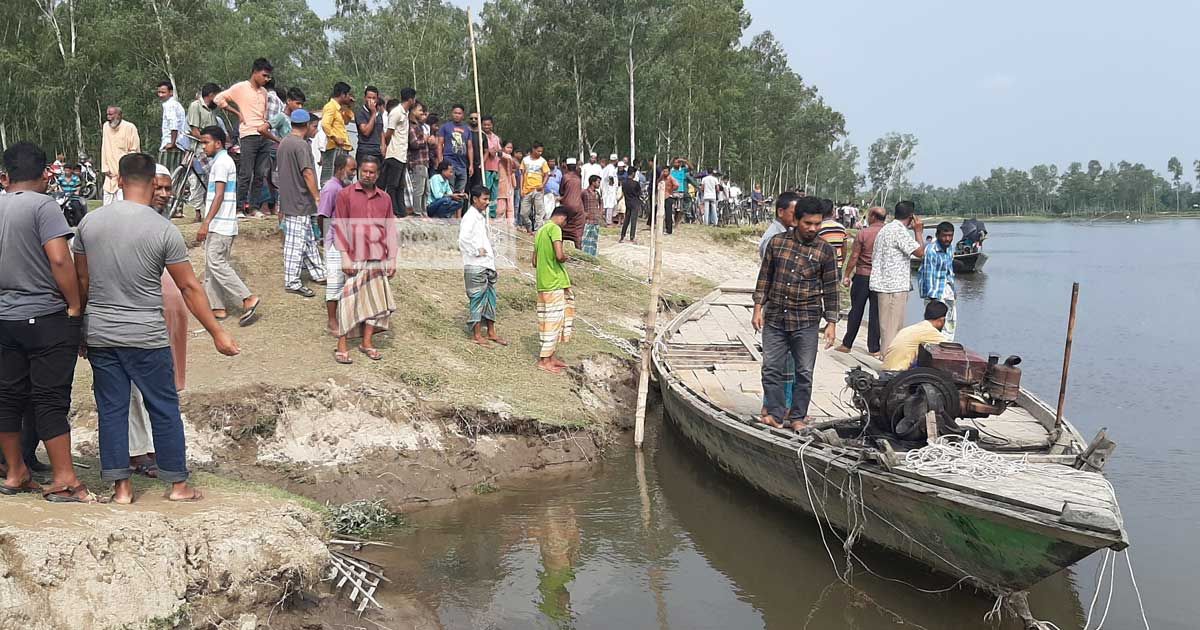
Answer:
[{"left": 902, "top": 435, "right": 1028, "bottom": 481}]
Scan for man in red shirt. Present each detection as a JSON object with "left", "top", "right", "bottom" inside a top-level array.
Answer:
[
  {"left": 332, "top": 156, "right": 397, "bottom": 365},
  {"left": 836, "top": 206, "right": 886, "bottom": 356}
]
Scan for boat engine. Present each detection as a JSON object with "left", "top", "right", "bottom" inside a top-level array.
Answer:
[{"left": 845, "top": 342, "right": 1022, "bottom": 443}]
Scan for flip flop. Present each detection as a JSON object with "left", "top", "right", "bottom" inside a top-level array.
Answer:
[
  {"left": 357, "top": 346, "right": 382, "bottom": 361},
  {"left": 43, "top": 483, "right": 94, "bottom": 503},
  {"left": 165, "top": 488, "right": 204, "bottom": 503},
  {"left": 239, "top": 300, "right": 261, "bottom": 327},
  {"left": 214, "top": 313, "right": 229, "bottom": 321},
  {"left": 132, "top": 462, "right": 158, "bottom": 479},
  {"left": 0, "top": 476, "right": 42, "bottom": 495},
  {"left": 537, "top": 363, "right": 563, "bottom": 375},
  {"left": 333, "top": 350, "right": 353, "bottom": 365},
  {"left": 487, "top": 337, "right": 510, "bottom": 347}
]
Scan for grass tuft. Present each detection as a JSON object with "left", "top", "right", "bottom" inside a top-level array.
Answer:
[{"left": 325, "top": 499, "right": 403, "bottom": 536}]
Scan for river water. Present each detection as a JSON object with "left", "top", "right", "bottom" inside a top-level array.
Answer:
[{"left": 379, "top": 220, "right": 1198, "bottom": 629}]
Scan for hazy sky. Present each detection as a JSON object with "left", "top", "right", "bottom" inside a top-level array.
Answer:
[{"left": 308, "top": 0, "right": 1200, "bottom": 185}]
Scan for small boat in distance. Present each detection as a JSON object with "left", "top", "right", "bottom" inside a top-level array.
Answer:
[{"left": 912, "top": 217, "right": 989, "bottom": 273}]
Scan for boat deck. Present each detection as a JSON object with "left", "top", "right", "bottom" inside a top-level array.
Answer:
[{"left": 664, "top": 278, "right": 1053, "bottom": 450}]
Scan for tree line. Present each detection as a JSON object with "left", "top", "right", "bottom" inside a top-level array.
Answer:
[{"left": 0, "top": 0, "right": 854, "bottom": 193}]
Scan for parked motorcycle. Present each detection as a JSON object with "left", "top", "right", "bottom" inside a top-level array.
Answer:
[
  {"left": 78, "top": 154, "right": 98, "bottom": 200},
  {"left": 56, "top": 192, "right": 87, "bottom": 227}
]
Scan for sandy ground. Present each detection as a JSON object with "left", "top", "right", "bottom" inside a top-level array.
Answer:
[{"left": 598, "top": 223, "right": 761, "bottom": 286}]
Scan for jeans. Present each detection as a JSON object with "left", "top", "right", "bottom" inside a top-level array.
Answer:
[
  {"left": 409, "top": 164, "right": 429, "bottom": 216},
  {"left": 761, "top": 322, "right": 819, "bottom": 421},
  {"left": 89, "top": 346, "right": 188, "bottom": 483},
  {"left": 520, "top": 191, "right": 543, "bottom": 232},
  {"left": 237, "top": 134, "right": 270, "bottom": 212},
  {"left": 382, "top": 158, "right": 408, "bottom": 217},
  {"left": 842, "top": 274, "right": 881, "bottom": 353},
  {"left": 0, "top": 312, "right": 80, "bottom": 440},
  {"left": 427, "top": 196, "right": 460, "bottom": 218}
]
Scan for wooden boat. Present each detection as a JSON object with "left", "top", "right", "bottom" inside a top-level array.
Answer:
[
  {"left": 911, "top": 250, "right": 988, "bottom": 273},
  {"left": 652, "top": 278, "right": 1127, "bottom": 597}
]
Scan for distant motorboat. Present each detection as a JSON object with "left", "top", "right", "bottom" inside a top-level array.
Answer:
[{"left": 912, "top": 218, "right": 989, "bottom": 274}]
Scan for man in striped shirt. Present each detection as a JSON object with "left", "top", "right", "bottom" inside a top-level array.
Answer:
[
  {"left": 816, "top": 197, "right": 848, "bottom": 269},
  {"left": 918, "top": 222, "right": 957, "bottom": 341},
  {"left": 195, "top": 126, "right": 260, "bottom": 327}
]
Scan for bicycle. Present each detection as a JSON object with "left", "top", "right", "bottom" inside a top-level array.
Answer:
[{"left": 167, "top": 133, "right": 204, "bottom": 220}]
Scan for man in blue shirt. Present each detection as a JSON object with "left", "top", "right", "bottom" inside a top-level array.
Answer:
[
  {"left": 544, "top": 158, "right": 562, "bottom": 216},
  {"left": 57, "top": 165, "right": 81, "bottom": 197},
  {"left": 918, "top": 221, "right": 956, "bottom": 341},
  {"left": 436, "top": 104, "right": 474, "bottom": 195}
]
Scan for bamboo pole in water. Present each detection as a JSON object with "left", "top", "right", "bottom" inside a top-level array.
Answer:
[
  {"left": 1054, "top": 283, "right": 1080, "bottom": 427},
  {"left": 634, "top": 168, "right": 666, "bottom": 448}
]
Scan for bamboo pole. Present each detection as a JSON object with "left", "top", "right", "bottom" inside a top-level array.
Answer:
[
  {"left": 634, "top": 166, "right": 666, "bottom": 448},
  {"left": 1054, "top": 283, "right": 1080, "bottom": 427},
  {"left": 467, "top": 6, "right": 486, "bottom": 201},
  {"left": 646, "top": 156, "right": 657, "bottom": 279}
]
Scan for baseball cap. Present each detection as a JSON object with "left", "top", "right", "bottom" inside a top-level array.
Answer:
[
  {"left": 565, "top": 157, "right": 578, "bottom": 165},
  {"left": 290, "top": 109, "right": 311, "bottom": 124}
]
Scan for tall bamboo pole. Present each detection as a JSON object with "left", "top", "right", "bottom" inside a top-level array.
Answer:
[
  {"left": 634, "top": 163, "right": 666, "bottom": 448},
  {"left": 646, "top": 156, "right": 657, "bottom": 280},
  {"left": 1054, "top": 283, "right": 1080, "bottom": 428},
  {"left": 467, "top": 6, "right": 486, "bottom": 200}
]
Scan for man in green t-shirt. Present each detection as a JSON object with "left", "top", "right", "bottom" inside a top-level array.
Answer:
[{"left": 533, "top": 207, "right": 574, "bottom": 375}]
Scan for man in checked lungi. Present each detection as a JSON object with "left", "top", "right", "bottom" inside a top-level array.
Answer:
[
  {"left": 532, "top": 207, "right": 575, "bottom": 375},
  {"left": 458, "top": 185, "right": 509, "bottom": 348},
  {"left": 331, "top": 156, "right": 397, "bottom": 364}
]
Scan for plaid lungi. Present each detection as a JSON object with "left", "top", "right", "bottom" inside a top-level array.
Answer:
[
  {"left": 465, "top": 266, "right": 498, "bottom": 324},
  {"left": 282, "top": 215, "right": 326, "bottom": 289},
  {"left": 320, "top": 148, "right": 344, "bottom": 187},
  {"left": 536, "top": 289, "right": 575, "bottom": 358},
  {"left": 337, "top": 267, "right": 396, "bottom": 337},
  {"left": 581, "top": 224, "right": 600, "bottom": 257}
]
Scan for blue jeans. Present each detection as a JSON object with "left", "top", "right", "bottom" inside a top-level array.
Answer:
[
  {"left": 89, "top": 347, "right": 188, "bottom": 483},
  {"left": 427, "top": 196, "right": 460, "bottom": 218},
  {"left": 761, "top": 322, "right": 819, "bottom": 421}
]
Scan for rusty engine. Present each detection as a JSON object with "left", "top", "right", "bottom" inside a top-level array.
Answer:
[{"left": 845, "top": 342, "right": 1022, "bottom": 443}]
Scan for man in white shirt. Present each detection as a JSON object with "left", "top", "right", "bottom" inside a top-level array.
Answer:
[
  {"left": 869, "top": 200, "right": 926, "bottom": 352},
  {"left": 580, "top": 152, "right": 602, "bottom": 191},
  {"left": 195, "top": 126, "right": 261, "bottom": 326},
  {"left": 459, "top": 185, "right": 507, "bottom": 348},
  {"left": 600, "top": 153, "right": 620, "bottom": 225},
  {"left": 155, "top": 81, "right": 190, "bottom": 176},
  {"left": 382, "top": 87, "right": 416, "bottom": 216},
  {"left": 700, "top": 171, "right": 720, "bottom": 225}
]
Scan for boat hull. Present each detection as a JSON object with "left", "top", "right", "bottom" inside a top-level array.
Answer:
[
  {"left": 655, "top": 365, "right": 1112, "bottom": 592},
  {"left": 910, "top": 251, "right": 988, "bottom": 273}
]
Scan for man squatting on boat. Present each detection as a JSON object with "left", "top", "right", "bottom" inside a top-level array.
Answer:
[{"left": 751, "top": 195, "right": 839, "bottom": 431}]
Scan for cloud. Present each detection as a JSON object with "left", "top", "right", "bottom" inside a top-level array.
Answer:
[{"left": 977, "top": 73, "right": 1017, "bottom": 93}]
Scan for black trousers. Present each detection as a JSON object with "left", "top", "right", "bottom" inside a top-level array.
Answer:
[
  {"left": 0, "top": 312, "right": 80, "bottom": 440},
  {"left": 621, "top": 200, "right": 641, "bottom": 241},
  {"left": 842, "top": 274, "right": 881, "bottom": 353},
  {"left": 655, "top": 197, "right": 675, "bottom": 234},
  {"left": 381, "top": 158, "right": 408, "bottom": 217},
  {"left": 236, "top": 134, "right": 271, "bottom": 212}
]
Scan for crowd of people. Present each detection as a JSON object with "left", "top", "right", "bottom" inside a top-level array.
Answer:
[{"left": 750, "top": 193, "right": 959, "bottom": 431}]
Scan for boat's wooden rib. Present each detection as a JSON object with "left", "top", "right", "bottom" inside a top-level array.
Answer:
[{"left": 653, "top": 283, "right": 1128, "bottom": 593}]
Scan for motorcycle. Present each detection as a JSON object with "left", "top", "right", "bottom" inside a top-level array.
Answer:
[
  {"left": 55, "top": 191, "right": 87, "bottom": 227},
  {"left": 77, "top": 154, "right": 98, "bottom": 200}
]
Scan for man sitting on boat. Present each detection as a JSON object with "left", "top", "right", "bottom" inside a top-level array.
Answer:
[
  {"left": 752, "top": 196, "right": 839, "bottom": 431},
  {"left": 881, "top": 300, "right": 949, "bottom": 371}
]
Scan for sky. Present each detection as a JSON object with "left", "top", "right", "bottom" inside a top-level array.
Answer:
[{"left": 308, "top": 0, "right": 1200, "bottom": 186}]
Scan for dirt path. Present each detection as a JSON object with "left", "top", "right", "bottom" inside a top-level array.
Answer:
[{"left": 598, "top": 224, "right": 760, "bottom": 287}]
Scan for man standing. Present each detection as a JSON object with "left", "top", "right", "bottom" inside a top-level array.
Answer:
[
  {"left": 74, "top": 152, "right": 239, "bottom": 504},
  {"left": 837, "top": 207, "right": 885, "bottom": 356},
  {"left": 869, "top": 200, "right": 927, "bottom": 352},
  {"left": 544, "top": 157, "right": 562, "bottom": 216},
  {"left": 156, "top": 81, "right": 190, "bottom": 176},
  {"left": 406, "top": 101, "right": 434, "bottom": 216},
  {"left": 195, "top": 126, "right": 261, "bottom": 326},
  {"left": 751, "top": 196, "right": 839, "bottom": 431},
  {"left": 317, "top": 153, "right": 355, "bottom": 334},
  {"left": 581, "top": 174, "right": 602, "bottom": 256},
  {"left": 700, "top": 170, "right": 720, "bottom": 226},
  {"left": 817, "top": 198, "right": 848, "bottom": 267},
  {"left": 600, "top": 154, "right": 619, "bottom": 225},
  {"left": 277, "top": 110, "right": 326, "bottom": 297},
  {"left": 320, "top": 82, "right": 354, "bottom": 186},
  {"left": 381, "top": 87, "right": 415, "bottom": 217},
  {"left": 918, "top": 222, "right": 957, "bottom": 341},
  {"left": 183, "top": 83, "right": 222, "bottom": 220},
  {"left": 436, "top": 105, "right": 474, "bottom": 196},
  {"left": 533, "top": 207, "right": 575, "bottom": 375},
  {"left": 333, "top": 156, "right": 396, "bottom": 364},
  {"left": 0, "top": 142, "right": 91, "bottom": 502},
  {"left": 558, "top": 158, "right": 584, "bottom": 236},
  {"left": 215, "top": 58, "right": 273, "bottom": 215},
  {"left": 580, "top": 152, "right": 602, "bottom": 191},
  {"left": 459, "top": 186, "right": 507, "bottom": 348},
  {"left": 520, "top": 143, "right": 550, "bottom": 233},
  {"left": 355, "top": 86, "right": 385, "bottom": 166},
  {"left": 480, "top": 116, "right": 501, "bottom": 217},
  {"left": 101, "top": 106, "right": 140, "bottom": 205}
]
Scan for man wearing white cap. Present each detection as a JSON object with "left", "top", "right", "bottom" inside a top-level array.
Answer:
[
  {"left": 600, "top": 154, "right": 619, "bottom": 225},
  {"left": 580, "top": 152, "right": 601, "bottom": 194}
]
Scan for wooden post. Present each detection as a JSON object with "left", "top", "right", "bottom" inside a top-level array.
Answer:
[
  {"left": 634, "top": 168, "right": 667, "bottom": 448},
  {"left": 1054, "top": 283, "right": 1080, "bottom": 427},
  {"left": 467, "top": 6, "right": 486, "bottom": 198}
]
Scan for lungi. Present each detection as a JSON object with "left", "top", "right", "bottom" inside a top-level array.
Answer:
[
  {"left": 581, "top": 224, "right": 600, "bottom": 257},
  {"left": 336, "top": 267, "right": 396, "bottom": 337},
  {"left": 465, "top": 266, "right": 498, "bottom": 324},
  {"left": 536, "top": 289, "right": 575, "bottom": 358}
]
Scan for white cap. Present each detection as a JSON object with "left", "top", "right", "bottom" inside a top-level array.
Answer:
[
  {"left": 589, "top": 151, "right": 597, "bottom": 157},
  {"left": 565, "top": 157, "right": 578, "bottom": 165},
  {"left": 617, "top": 161, "right": 626, "bottom": 167},
  {"left": 609, "top": 153, "right": 618, "bottom": 160},
  {"left": 155, "top": 164, "right": 171, "bottom": 177}
]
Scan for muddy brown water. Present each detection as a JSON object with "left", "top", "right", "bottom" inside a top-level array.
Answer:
[{"left": 375, "top": 220, "right": 1196, "bottom": 629}]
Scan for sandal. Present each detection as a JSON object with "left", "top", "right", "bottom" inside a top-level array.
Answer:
[
  {"left": 334, "top": 349, "right": 353, "bottom": 365},
  {"left": 43, "top": 483, "right": 94, "bottom": 503},
  {"left": 357, "top": 346, "right": 382, "bottom": 361},
  {"left": 132, "top": 462, "right": 158, "bottom": 478},
  {"left": 239, "top": 299, "right": 261, "bottom": 327},
  {"left": 0, "top": 475, "right": 42, "bottom": 495}
]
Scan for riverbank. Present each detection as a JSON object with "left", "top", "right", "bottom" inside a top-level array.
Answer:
[{"left": 4, "top": 216, "right": 742, "bottom": 628}]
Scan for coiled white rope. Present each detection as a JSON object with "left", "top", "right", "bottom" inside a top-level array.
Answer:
[{"left": 903, "top": 435, "right": 1028, "bottom": 481}]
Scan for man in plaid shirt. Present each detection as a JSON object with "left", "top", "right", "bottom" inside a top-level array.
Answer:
[
  {"left": 752, "top": 196, "right": 839, "bottom": 431},
  {"left": 918, "top": 221, "right": 957, "bottom": 340}
]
